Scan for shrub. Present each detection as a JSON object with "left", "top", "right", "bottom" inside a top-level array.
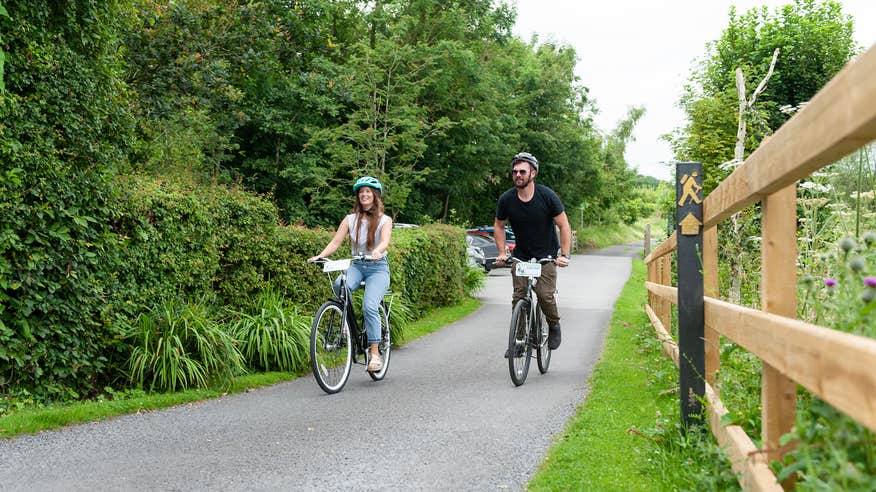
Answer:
[
  {"left": 4, "top": 168, "right": 471, "bottom": 400},
  {"left": 463, "top": 265, "right": 487, "bottom": 296},
  {"left": 389, "top": 224, "right": 468, "bottom": 314},
  {"left": 773, "top": 234, "right": 876, "bottom": 489}
]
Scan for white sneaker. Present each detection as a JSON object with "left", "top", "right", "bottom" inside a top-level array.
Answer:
[{"left": 367, "top": 353, "right": 383, "bottom": 372}]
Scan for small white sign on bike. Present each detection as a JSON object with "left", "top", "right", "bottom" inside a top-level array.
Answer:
[
  {"left": 516, "top": 262, "right": 542, "bottom": 277},
  {"left": 322, "top": 258, "right": 351, "bottom": 272}
]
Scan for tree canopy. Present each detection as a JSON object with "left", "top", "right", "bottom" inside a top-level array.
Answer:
[
  {"left": 120, "top": 0, "right": 638, "bottom": 227},
  {"left": 667, "top": 0, "right": 857, "bottom": 192}
]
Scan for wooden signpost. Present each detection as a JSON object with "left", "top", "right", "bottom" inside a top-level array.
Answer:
[{"left": 676, "top": 162, "right": 705, "bottom": 428}]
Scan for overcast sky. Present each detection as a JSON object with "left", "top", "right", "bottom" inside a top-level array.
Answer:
[{"left": 512, "top": 0, "right": 876, "bottom": 181}]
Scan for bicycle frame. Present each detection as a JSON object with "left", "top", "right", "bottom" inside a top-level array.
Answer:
[
  {"left": 309, "top": 256, "right": 393, "bottom": 393},
  {"left": 319, "top": 258, "right": 365, "bottom": 358},
  {"left": 316, "top": 255, "right": 392, "bottom": 361},
  {"left": 501, "top": 256, "right": 555, "bottom": 385},
  {"left": 513, "top": 257, "right": 550, "bottom": 341}
]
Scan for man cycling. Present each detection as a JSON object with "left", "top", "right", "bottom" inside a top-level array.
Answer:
[{"left": 494, "top": 152, "right": 572, "bottom": 354}]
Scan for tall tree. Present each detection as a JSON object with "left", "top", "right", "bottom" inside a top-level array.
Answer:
[{"left": 667, "top": 0, "right": 857, "bottom": 192}]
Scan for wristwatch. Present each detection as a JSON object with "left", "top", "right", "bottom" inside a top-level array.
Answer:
[{"left": 562, "top": 253, "right": 571, "bottom": 260}]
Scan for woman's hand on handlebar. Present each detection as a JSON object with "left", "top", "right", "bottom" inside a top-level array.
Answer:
[{"left": 307, "top": 256, "right": 323, "bottom": 263}]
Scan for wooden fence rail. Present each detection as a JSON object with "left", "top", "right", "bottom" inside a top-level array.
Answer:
[{"left": 644, "top": 43, "right": 876, "bottom": 491}]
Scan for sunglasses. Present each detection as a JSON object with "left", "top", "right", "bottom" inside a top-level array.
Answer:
[{"left": 511, "top": 169, "right": 529, "bottom": 175}]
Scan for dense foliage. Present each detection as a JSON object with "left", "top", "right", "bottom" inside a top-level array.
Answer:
[
  {"left": 119, "top": 0, "right": 633, "bottom": 227},
  {"left": 667, "top": 0, "right": 856, "bottom": 193},
  {"left": 0, "top": 0, "right": 644, "bottom": 401},
  {"left": 0, "top": 1, "right": 134, "bottom": 400},
  {"left": 663, "top": 1, "right": 875, "bottom": 489}
]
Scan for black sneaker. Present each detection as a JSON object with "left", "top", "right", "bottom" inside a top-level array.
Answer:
[{"left": 548, "top": 322, "right": 562, "bottom": 350}]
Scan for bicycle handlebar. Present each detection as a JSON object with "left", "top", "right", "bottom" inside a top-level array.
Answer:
[
  {"left": 487, "top": 256, "right": 555, "bottom": 269},
  {"left": 308, "top": 254, "right": 371, "bottom": 265}
]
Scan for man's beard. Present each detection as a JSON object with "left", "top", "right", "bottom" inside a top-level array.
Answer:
[{"left": 514, "top": 175, "right": 533, "bottom": 189}]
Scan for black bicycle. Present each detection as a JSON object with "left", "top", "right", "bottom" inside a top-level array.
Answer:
[
  {"left": 499, "top": 256, "right": 555, "bottom": 386},
  {"left": 309, "top": 256, "right": 392, "bottom": 394}
]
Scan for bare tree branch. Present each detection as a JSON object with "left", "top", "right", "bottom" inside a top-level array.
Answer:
[{"left": 749, "top": 48, "right": 780, "bottom": 107}]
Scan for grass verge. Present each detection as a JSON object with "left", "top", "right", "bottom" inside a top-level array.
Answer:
[
  {"left": 578, "top": 214, "right": 667, "bottom": 251},
  {"left": 528, "top": 259, "right": 665, "bottom": 490},
  {"left": 528, "top": 259, "right": 739, "bottom": 491},
  {"left": 0, "top": 298, "right": 481, "bottom": 439}
]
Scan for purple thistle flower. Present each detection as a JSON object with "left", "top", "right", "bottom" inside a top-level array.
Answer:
[
  {"left": 825, "top": 278, "right": 837, "bottom": 287},
  {"left": 865, "top": 277, "right": 876, "bottom": 288}
]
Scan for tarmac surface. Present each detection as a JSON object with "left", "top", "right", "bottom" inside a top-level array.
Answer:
[{"left": 0, "top": 250, "right": 634, "bottom": 491}]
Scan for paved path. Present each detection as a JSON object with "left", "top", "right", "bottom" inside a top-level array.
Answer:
[{"left": 0, "top": 253, "right": 632, "bottom": 491}]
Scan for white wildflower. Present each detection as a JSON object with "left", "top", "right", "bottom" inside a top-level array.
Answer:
[
  {"left": 799, "top": 181, "right": 832, "bottom": 193},
  {"left": 811, "top": 171, "right": 838, "bottom": 179},
  {"left": 850, "top": 190, "right": 874, "bottom": 200}
]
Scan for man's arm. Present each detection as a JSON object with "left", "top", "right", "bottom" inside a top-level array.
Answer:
[
  {"left": 554, "top": 211, "right": 572, "bottom": 267},
  {"left": 493, "top": 217, "right": 508, "bottom": 263}
]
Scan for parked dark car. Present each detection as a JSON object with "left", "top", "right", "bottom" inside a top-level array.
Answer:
[
  {"left": 466, "top": 226, "right": 515, "bottom": 253},
  {"left": 466, "top": 233, "right": 503, "bottom": 271}
]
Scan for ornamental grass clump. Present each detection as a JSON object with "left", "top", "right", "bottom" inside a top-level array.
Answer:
[
  {"left": 125, "top": 298, "right": 244, "bottom": 392},
  {"left": 226, "top": 288, "right": 310, "bottom": 372},
  {"left": 349, "top": 290, "right": 414, "bottom": 346}
]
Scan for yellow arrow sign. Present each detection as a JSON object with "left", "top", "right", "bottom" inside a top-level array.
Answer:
[{"left": 679, "top": 212, "right": 702, "bottom": 236}]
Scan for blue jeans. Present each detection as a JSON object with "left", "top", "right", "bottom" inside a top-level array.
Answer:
[{"left": 334, "top": 258, "right": 390, "bottom": 344}]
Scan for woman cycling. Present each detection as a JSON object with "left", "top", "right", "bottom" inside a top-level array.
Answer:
[{"left": 308, "top": 176, "right": 393, "bottom": 372}]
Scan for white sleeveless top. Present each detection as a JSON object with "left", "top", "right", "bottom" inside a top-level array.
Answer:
[{"left": 346, "top": 213, "right": 390, "bottom": 257}]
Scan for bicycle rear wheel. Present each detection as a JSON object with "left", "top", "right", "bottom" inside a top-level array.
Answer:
[
  {"left": 310, "top": 301, "right": 352, "bottom": 394},
  {"left": 368, "top": 301, "right": 391, "bottom": 381},
  {"left": 535, "top": 303, "right": 551, "bottom": 374},
  {"left": 508, "top": 299, "right": 532, "bottom": 386}
]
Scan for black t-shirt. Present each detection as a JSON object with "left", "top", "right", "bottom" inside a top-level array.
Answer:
[{"left": 495, "top": 184, "right": 565, "bottom": 260}]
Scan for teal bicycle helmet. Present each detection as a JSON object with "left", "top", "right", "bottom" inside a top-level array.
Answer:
[{"left": 353, "top": 176, "right": 382, "bottom": 193}]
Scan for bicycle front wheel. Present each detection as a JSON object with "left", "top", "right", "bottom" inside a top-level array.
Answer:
[
  {"left": 508, "top": 299, "right": 532, "bottom": 386},
  {"left": 310, "top": 301, "right": 353, "bottom": 394},
  {"left": 535, "top": 303, "right": 551, "bottom": 374},
  {"left": 368, "top": 301, "right": 391, "bottom": 381}
]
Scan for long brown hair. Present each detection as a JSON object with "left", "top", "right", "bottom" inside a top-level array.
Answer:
[{"left": 353, "top": 188, "right": 385, "bottom": 250}]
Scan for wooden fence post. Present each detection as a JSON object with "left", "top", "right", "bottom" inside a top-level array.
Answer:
[
  {"left": 761, "top": 184, "right": 798, "bottom": 486},
  {"left": 703, "top": 225, "right": 719, "bottom": 388},
  {"left": 644, "top": 224, "right": 651, "bottom": 257},
  {"left": 660, "top": 255, "right": 671, "bottom": 329},
  {"left": 676, "top": 162, "right": 705, "bottom": 428},
  {"left": 645, "top": 225, "right": 653, "bottom": 308}
]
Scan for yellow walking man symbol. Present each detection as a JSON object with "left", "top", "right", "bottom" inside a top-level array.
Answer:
[{"left": 678, "top": 171, "right": 702, "bottom": 206}]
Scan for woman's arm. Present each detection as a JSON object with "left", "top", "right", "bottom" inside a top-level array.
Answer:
[
  {"left": 307, "top": 218, "right": 350, "bottom": 262},
  {"left": 370, "top": 217, "right": 393, "bottom": 260}
]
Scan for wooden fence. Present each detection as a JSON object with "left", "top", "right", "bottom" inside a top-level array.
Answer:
[{"left": 644, "top": 44, "right": 876, "bottom": 491}]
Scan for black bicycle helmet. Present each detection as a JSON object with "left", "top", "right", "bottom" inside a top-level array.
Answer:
[{"left": 511, "top": 152, "right": 539, "bottom": 172}]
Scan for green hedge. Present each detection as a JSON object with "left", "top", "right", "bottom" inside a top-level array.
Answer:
[
  {"left": 390, "top": 224, "right": 467, "bottom": 313},
  {"left": 0, "top": 2, "right": 469, "bottom": 402},
  {"left": 0, "top": 1, "right": 135, "bottom": 400},
  {"left": 2, "top": 175, "right": 467, "bottom": 400}
]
